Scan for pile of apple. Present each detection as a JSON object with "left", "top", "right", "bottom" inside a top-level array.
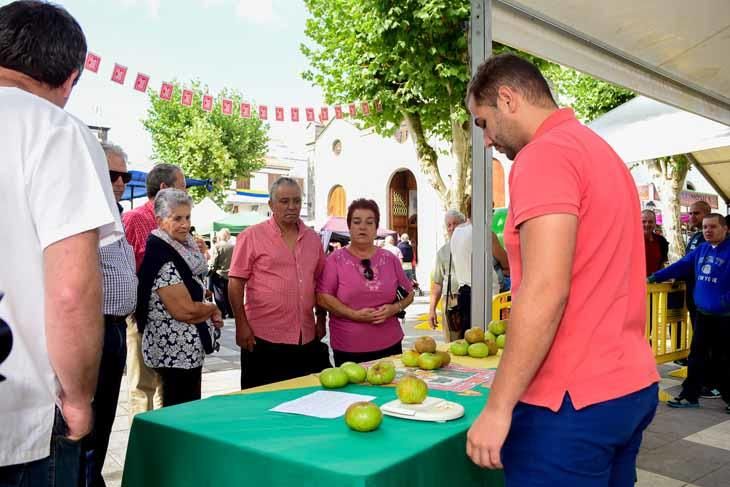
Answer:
[
  {"left": 401, "top": 336, "right": 451, "bottom": 370},
  {"left": 319, "top": 359, "right": 396, "bottom": 389},
  {"left": 450, "top": 320, "right": 508, "bottom": 358}
]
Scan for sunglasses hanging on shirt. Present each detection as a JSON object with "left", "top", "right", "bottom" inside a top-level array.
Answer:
[{"left": 361, "top": 259, "right": 374, "bottom": 281}]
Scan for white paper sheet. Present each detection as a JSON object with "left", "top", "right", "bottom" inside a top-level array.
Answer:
[{"left": 269, "top": 390, "right": 377, "bottom": 419}]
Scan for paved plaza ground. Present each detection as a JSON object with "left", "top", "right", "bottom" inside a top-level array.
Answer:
[{"left": 102, "top": 296, "right": 730, "bottom": 486}]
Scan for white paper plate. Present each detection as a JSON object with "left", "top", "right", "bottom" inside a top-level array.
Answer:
[{"left": 380, "top": 397, "right": 465, "bottom": 422}]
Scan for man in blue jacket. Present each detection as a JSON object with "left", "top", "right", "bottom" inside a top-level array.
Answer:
[{"left": 649, "top": 213, "right": 729, "bottom": 412}]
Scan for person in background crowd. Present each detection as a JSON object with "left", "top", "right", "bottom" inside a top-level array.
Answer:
[
  {"left": 465, "top": 53, "right": 659, "bottom": 484},
  {"left": 84, "top": 143, "right": 138, "bottom": 487},
  {"left": 136, "top": 189, "right": 223, "bottom": 407},
  {"left": 642, "top": 209, "right": 669, "bottom": 276},
  {"left": 0, "top": 2, "right": 123, "bottom": 484},
  {"left": 209, "top": 228, "right": 234, "bottom": 318},
  {"left": 397, "top": 233, "right": 416, "bottom": 281},
  {"left": 429, "top": 210, "right": 466, "bottom": 339},
  {"left": 382, "top": 235, "right": 403, "bottom": 260},
  {"left": 650, "top": 214, "right": 730, "bottom": 413},
  {"left": 317, "top": 199, "right": 415, "bottom": 365},
  {"left": 122, "top": 163, "right": 186, "bottom": 419},
  {"left": 228, "top": 177, "right": 329, "bottom": 389}
]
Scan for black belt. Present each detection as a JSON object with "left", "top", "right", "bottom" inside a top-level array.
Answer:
[{"left": 104, "top": 315, "right": 127, "bottom": 325}]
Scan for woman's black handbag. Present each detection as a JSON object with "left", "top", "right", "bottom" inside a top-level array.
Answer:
[{"left": 394, "top": 285, "right": 408, "bottom": 319}]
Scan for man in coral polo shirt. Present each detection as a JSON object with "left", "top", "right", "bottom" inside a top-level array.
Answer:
[{"left": 465, "top": 53, "right": 659, "bottom": 486}]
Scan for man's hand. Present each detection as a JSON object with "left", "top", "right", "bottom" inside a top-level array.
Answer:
[
  {"left": 61, "top": 399, "right": 93, "bottom": 441},
  {"left": 428, "top": 309, "right": 438, "bottom": 329},
  {"left": 236, "top": 321, "right": 256, "bottom": 351},
  {"left": 372, "top": 304, "right": 398, "bottom": 324},
  {"left": 466, "top": 405, "right": 513, "bottom": 469}
]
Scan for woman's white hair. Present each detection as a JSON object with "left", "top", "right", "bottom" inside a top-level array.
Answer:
[{"left": 154, "top": 188, "right": 192, "bottom": 219}]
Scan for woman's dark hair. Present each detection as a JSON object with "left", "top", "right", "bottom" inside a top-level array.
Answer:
[
  {"left": 347, "top": 198, "right": 380, "bottom": 228},
  {"left": 0, "top": 1, "right": 87, "bottom": 88}
]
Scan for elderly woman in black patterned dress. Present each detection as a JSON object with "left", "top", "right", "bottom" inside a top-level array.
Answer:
[{"left": 136, "top": 189, "right": 223, "bottom": 407}]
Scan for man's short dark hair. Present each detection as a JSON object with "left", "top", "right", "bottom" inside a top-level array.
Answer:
[
  {"left": 467, "top": 52, "right": 556, "bottom": 109},
  {"left": 146, "top": 163, "right": 182, "bottom": 198},
  {"left": 704, "top": 213, "right": 727, "bottom": 227},
  {"left": 0, "top": 1, "right": 87, "bottom": 88}
]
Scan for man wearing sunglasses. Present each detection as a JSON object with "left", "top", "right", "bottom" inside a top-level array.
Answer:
[{"left": 82, "top": 143, "right": 137, "bottom": 487}]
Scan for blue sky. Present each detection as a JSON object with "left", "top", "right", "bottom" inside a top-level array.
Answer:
[{"left": 7, "top": 0, "right": 325, "bottom": 167}]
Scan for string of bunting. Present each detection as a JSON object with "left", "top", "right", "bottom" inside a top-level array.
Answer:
[{"left": 84, "top": 51, "right": 383, "bottom": 122}]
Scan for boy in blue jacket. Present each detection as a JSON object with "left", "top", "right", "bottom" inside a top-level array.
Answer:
[{"left": 649, "top": 213, "right": 730, "bottom": 412}]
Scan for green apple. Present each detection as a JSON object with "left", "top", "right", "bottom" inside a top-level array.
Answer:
[
  {"left": 484, "top": 331, "right": 497, "bottom": 343},
  {"left": 414, "top": 336, "right": 437, "bottom": 353},
  {"left": 496, "top": 334, "right": 506, "bottom": 349},
  {"left": 344, "top": 402, "right": 382, "bottom": 432},
  {"left": 464, "top": 327, "right": 485, "bottom": 344},
  {"left": 366, "top": 360, "right": 396, "bottom": 385},
  {"left": 488, "top": 319, "right": 507, "bottom": 336},
  {"left": 449, "top": 340, "right": 469, "bottom": 356},
  {"left": 396, "top": 375, "right": 428, "bottom": 404},
  {"left": 401, "top": 350, "right": 420, "bottom": 367},
  {"left": 319, "top": 367, "right": 349, "bottom": 388},
  {"left": 340, "top": 362, "right": 367, "bottom": 383},
  {"left": 468, "top": 342, "right": 489, "bottom": 358},
  {"left": 418, "top": 352, "right": 441, "bottom": 370}
]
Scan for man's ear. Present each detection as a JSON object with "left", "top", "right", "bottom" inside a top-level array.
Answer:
[
  {"left": 496, "top": 86, "right": 518, "bottom": 114},
  {"left": 60, "top": 69, "right": 79, "bottom": 101}
]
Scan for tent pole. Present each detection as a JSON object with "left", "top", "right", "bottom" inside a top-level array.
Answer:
[{"left": 470, "top": 0, "right": 494, "bottom": 329}]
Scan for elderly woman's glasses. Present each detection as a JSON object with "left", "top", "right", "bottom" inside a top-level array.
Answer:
[{"left": 361, "top": 259, "right": 374, "bottom": 281}]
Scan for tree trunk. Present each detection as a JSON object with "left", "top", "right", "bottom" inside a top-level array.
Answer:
[
  {"left": 403, "top": 112, "right": 448, "bottom": 204},
  {"left": 451, "top": 118, "right": 472, "bottom": 215},
  {"left": 645, "top": 155, "right": 690, "bottom": 262}
]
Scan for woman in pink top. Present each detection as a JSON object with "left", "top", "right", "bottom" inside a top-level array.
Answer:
[{"left": 317, "top": 199, "right": 414, "bottom": 365}]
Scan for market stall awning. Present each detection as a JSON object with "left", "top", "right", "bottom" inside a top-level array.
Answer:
[
  {"left": 191, "top": 197, "right": 227, "bottom": 236},
  {"left": 212, "top": 212, "right": 267, "bottom": 235},
  {"left": 121, "top": 170, "right": 214, "bottom": 201}
]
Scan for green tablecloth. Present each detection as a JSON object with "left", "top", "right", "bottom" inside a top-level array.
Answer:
[{"left": 122, "top": 385, "right": 504, "bottom": 487}]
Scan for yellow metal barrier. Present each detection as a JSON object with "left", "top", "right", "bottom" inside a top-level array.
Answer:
[{"left": 490, "top": 283, "right": 692, "bottom": 364}]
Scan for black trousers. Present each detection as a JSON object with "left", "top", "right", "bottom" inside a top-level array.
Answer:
[
  {"left": 241, "top": 337, "right": 330, "bottom": 389},
  {"left": 156, "top": 366, "right": 202, "bottom": 407},
  {"left": 681, "top": 312, "right": 730, "bottom": 402},
  {"left": 84, "top": 317, "right": 127, "bottom": 487},
  {"left": 333, "top": 341, "right": 403, "bottom": 366},
  {"left": 210, "top": 274, "right": 232, "bottom": 318},
  {"left": 457, "top": 285, "right": 471, "bottom": 336}
]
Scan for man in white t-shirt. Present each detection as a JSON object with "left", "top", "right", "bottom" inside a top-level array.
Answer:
[{"left": 0, "top": 2, "right": 123, "bottom": 485}]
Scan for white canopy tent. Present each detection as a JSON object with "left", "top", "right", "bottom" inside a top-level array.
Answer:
[
  {"left": 191, "top": 197, "right": 227, "bottom": 236},
  {"left": 469, "top": 0, "right": 730, "bottom": 324}
]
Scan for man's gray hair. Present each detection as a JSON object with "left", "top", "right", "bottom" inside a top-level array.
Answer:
[
  {"left": 445, "top": 209, "right": 466, "bottom": 223},
  {"left": 100, "top": 142, "right": 128, "bottom": 164},
  {"left": 154, "top": 188, "right": 192, "bottom": 219},
  {"left": 147, "top": 163, "right": 183, "bottom": 199},
  {"left": 269, "top": 176, "right": 301, "bottom": 201}
]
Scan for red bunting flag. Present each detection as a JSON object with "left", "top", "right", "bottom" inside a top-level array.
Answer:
[
  {"left": 291, "top": 107, "right": 300, "bottom": 122},
  {"left": 202, "top": 94, "right": 213, "bottom": 112},
  {"left": 159, "top": 82, "right": 174, "bottom": 101},
  {"left": 240, "top": 102, "right": 251, "bottom": 118},
  {"left": 222, "top": 99, "right": 233, "bottom": 115},
  {"left": 348, "top": 104, "right": 357, "bottom": 117},
  {"left": 85, "top": 52, "right": 101, "bottom": 73},
  {"left": 305, "top": 107, "right": 315, "bottom": 122},
  {"left": 181, "top": 89, "right": 193, "bottom": 106},
  {"left": 258, "top": 105, "right": 268, "bottom": 120},
  {"left": 133, "top": 73, "right": 150, "bottom": 92},
  {"left": 375, "top": 100, "right": 383, "bottom": 112},
  {"left": 111, "top": 63, "right": 128, "bottom": 85},
  {"left": 275, "top": 106, "right": 284, "bottom": 121},
  {"left": 361, "top": 102, "right": 370, "bottom": 115},
  {"left": 320, "top": 107, "right": 329, "bottom": 121},
  {"left": 334, "top": 105, "right": 343, "bottom": 119}
]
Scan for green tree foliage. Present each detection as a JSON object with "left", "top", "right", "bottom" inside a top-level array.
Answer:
[
  {"left": 301, "top": 0, "right": 634, "bottom": 213},
  {"left": 144, "top": 81, "right": 268, "bottom": 203}
]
